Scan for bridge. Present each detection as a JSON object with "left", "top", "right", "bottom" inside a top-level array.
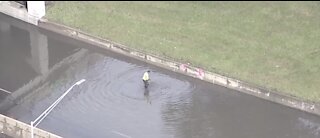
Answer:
[{"left": 0, "top": 1, "right": 45, "bottom": 25}]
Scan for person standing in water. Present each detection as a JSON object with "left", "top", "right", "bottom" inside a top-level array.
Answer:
[{"left": 142, "top": 70, "right": 150, "bottom": 88}]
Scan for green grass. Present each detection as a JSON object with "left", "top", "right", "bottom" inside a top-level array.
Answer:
[{"left": 46, "top": 1, "right": 320, "bottom": 102}]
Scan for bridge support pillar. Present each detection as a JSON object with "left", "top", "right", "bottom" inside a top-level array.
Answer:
[
  {"left": 0, "top": 20, "right": 11, "bottom": 33},
  {"left": 29, "top": 30, "right": 49, "bottom": 75}
]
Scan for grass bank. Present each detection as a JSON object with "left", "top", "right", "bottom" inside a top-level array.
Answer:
[{"left": 46, "top": 1, "right": 320, "bottom": 102}]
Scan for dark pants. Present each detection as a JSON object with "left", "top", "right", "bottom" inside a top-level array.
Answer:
[{"left": 143, "top": 80, "right": 149, "bottom": 88}]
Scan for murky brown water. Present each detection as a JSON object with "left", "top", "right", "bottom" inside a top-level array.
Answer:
[{"left": 1, "top": 13, "right": 320, "bottom": 138}]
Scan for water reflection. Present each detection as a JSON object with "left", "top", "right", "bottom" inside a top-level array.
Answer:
[
  {"left": 144, "top": 88, "right": 151, "bottom": 104},
  {"left": 0, "top": 13, "right": 84, "bottom": 112}
]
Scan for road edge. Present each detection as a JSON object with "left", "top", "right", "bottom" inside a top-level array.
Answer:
[{"left": 36, "top": 17, "right": 320, "bottom": 117}]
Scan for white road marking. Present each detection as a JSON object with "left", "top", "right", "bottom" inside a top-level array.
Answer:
[
  {"left": 0, "top": 87, "right": 11, "bottom": 94},
  {"left": 111, "top": 130, "right": 132, "bottom": 138}
]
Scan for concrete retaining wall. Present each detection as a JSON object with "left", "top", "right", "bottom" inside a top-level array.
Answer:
[
  {"left": 0, "top": 114, "right": 61, "bottom": 138},
  {"left": 38, "top": 18, "right": 320, "bottom": 116}
]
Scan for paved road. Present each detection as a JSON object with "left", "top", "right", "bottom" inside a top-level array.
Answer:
[{"left": 1, "top": 13, "right": 320, "bottom": 138}]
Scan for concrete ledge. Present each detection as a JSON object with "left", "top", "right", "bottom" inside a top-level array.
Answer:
[
  {"left": 38, "top": 18, "right": 320, "bottom": 117},
  {"left": 0, "top": 114, "right": 61, "bottom": 138},
  {"left": 0, "top": 1, "right": 39, "bottom": 25}
]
